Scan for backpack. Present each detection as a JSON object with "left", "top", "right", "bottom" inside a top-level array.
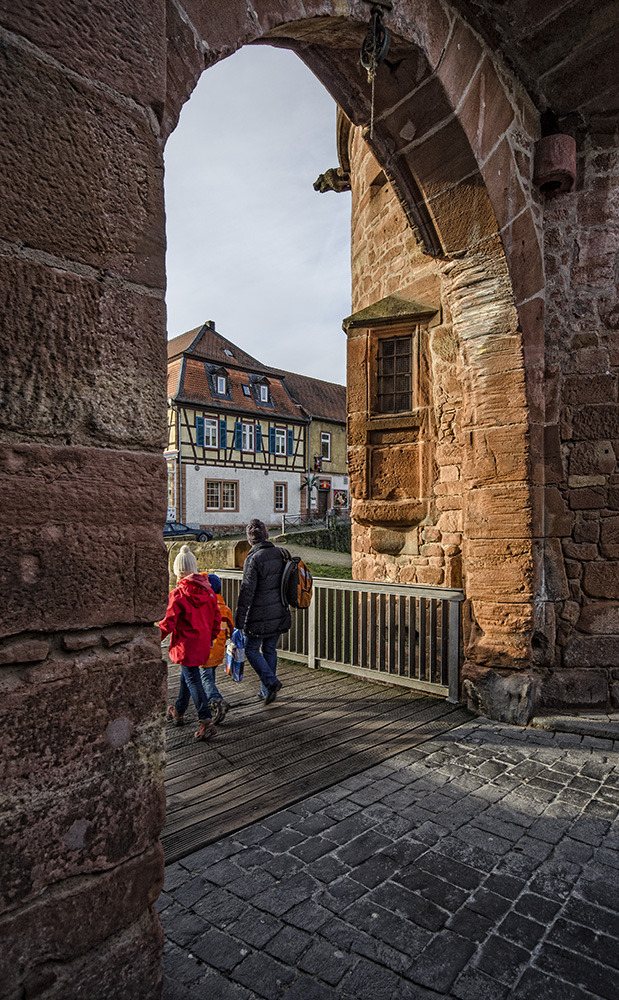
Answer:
[{"left": 278, "top": 548, "right": 313, "bottom": 610}]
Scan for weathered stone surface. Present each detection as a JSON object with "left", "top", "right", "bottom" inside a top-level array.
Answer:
[
  {"left": 465, "top": 486, "right": 532, "bottom": 539},
  {"left": 577, "top": 601, "right": 619, "bottom": 634},
  {"left": 0, "top": 1, "right": 167, "bottom": 109},
  {"left": 563, "top": 635, "right": 619, "bottom": 668},
  {"left": 600, "top": 516, "right": 619, "bottom": 558},
  {"left": 462, "top": 664, "right": 540, "bottom": 725},
  {"left": 0, "top": 845, "right": 164, "bottom": 996},
  {"left": 0, "top": 255, "right": 167, "bottom": 448},
  {"left": 583, "top": 561, "right": 619, "bottom": 599},
  {"left": 542, "top": 538, "right": 570, "bottom": 600},
  {"left": 0, "top": 42, "right": 165, "bottom": 286},
  {"left": 540, "top": 668, "right": 609, "bottom": 709},
  {"left": 369, "top": 527, "right": 406, "bottom": 555},
  {"left": 1, "top": 444, "right": 168, "bottom": 636},
  {"left": 465, "top": 539, "right": 536, "bottom": 603},
  {"left": 0, "top": 638, "right": 50, "bottom": 664}
]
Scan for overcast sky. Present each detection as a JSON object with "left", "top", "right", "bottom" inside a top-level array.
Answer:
[{"left": 164, "top": 45, "right": 351, "bottom": 386}]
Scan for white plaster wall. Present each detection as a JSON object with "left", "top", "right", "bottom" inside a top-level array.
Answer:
[{"left": 185, "top": 466, "right": 302, "bottom": 529}]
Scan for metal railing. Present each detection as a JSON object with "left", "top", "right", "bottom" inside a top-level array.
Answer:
[
  {"left": 216, "top": 571, "right": 464, "bottom": 702},
  {"left": 280, "top": 508, "right": 351, "bottom": 533}
]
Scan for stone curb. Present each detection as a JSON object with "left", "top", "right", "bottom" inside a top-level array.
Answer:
[{"left": 530, "top": 713, "right": 619, "bottom": 741}]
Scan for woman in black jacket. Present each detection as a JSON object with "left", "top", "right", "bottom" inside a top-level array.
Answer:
[{"left": 235, "top": 519, "right": 291, "bottom": 704}]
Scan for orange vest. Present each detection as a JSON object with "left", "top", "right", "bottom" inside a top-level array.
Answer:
[{"left": 203, "top": 593, "right": 234, "bottom": 668}]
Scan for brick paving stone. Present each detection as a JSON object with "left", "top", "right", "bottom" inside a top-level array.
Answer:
[
  {"left": 289, "top": 836, "right": 337, "bottom": 863},
  {"left": 327, "top": 813, "right": 376, "bottom": 843},
  {"left": 341, "top": 897, "right": 432, "bottom": 957},
  {"left": 348, "top": 853, "right": 401, "bottom": 889},
  {"left": 191, "top": 926, "right": 249, "bottom": 973},
  {"left": 316, "top": 876, "right": 367, "bottom": 914},
  {"left": 262, "top": 810, "right": 300, "bottom": 831},
  {"left": 162, "top": 940, "right": 206, "bottom": 988},
  {"left": 261, "top": 853, "right": 305, "bottom": 880},
  {"left": 264, "top": 925, "right": 313, "bottom": 964},
  {"left": 253, "top": 873, "right": 317, "bottom": 916},
  {"left": 338, "top": 956, "right": 424, "bottom": 1000},
  {"left": 280, "top": 975, "right": 340, "bottom": 1000},
  {"left": 569, "top": 816, "right": 611, "bottom": 846},
  {"left": 561, "top": 896, "right": 619, "bottom": 938},
  {"left": 226, "top": 908, "right": 283, "bottom": 949},
  {"left": 416, "top": 851, "right": 485, "bottom": 890},
  {"left": 533, "top": 943, "right": 617, "bottom": 999},
  {"left": 260, "top": 829, "right": 306, "bottom": 854},
  {"left": 396, "top": 866, "right": 469, "bottom": 912},
  {"left": 304, "top": 854, "right": 350, "bottom": 883},
  {"left": 510, "top": 968, "right": 596, "bottom": 1000},
  {"left": 164, "top": 862, "right": 194, "bottom": 892},
  {"left": 297, "top": 938, "right": 353, "bottom": 985},
  {"left": 369, "top": 882, "right": 447, "bottom": 932},
  {"left": 472, "top": 813, "right": 525, "bottom": 843},
  {"left": 182, "top": 840, "right": 244, "bottom": 870},
  {"left": 288, "top": 813, "right": 335, "bottom": 836},
  {"left": 446, "top": 905, "right": 495, "bottom": 943},
  {"left": 552, "top": 837, "right": 594, "bottom": 864},
  {"left": 548, "top": 916, "right": 619, "bottom": 969},
  {"left": 285, "top": 898, "right": 333, "bottom": 933},
  {"left": 467, "top": 888, "right": 513, "bottom": 922},
  {"left": 482, "top": 872, "right": 526, "bottom": 900},
  {"left": 163, "top": 902, "right": 209, "bottom": 948},
  {"left": 234, "top": 825, "right": 273, "bottom": 847},
  {"left": 434, "top": 836, "right": 500, "bottom": 873},
  {"left": 227, "top": 869, "right": 279, "bottom": 900},
  {"left": 336, "top": 829, "right": 392, "bottom": 865},
  {"left": 193, "top": 887, "right": 246, "bottom": 927},
  {"left": 231, "top": 951, "right": 297, "bottom": 1000},
  {"left": 407, "top": 930, "right": 475, "bottom": 991},
  {"left": 496, "top": 911, "right": 547, "bottom": 951},
  {"left": 233, "top": 847, "right": 272, "bottom": 870},
  {"left": 476, "top": 933, "right": 531, "bottom": 986},
  {"left": 451, "top": 967, "right": 510, "bottom": 1000},
  {"left": 514, "top": 892, "right": 562, "bottom": 923},
  {"left": 513, "top": 835, "right": 554, "bottom": 861},
  {"left": 455, "top": 825, "right": 513, "bottom": 856},
  {"left": 202, "top": 858, "right": 245, "bottom": 886},
  {"left": 379, "top": 836, "right": 428, "bottom": 867}
]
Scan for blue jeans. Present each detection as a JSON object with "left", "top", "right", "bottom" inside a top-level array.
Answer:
[
  {"left": 175, "top": 664, "right": 211, "bottom": 720},
  {"left": 200, "top": 666, "right": 222, "bottom": 702},
  {"left": 245, "top": 632, "right": 280, "bottom": 690}
]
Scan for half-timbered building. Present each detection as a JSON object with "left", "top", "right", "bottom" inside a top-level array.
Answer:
[{"left": 165, "top": 322, "right": 346, "bottom": 532}]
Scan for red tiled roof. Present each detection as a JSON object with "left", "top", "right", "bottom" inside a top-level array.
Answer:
[
  {"left": 168, "top": 323, "right": 345, "bottom": 424},
  {"left": 279, "top": 370, "right": 346, "bottom": 423},
  {"left": 179, "top": 359, "right": 303, "bottom": 421}
]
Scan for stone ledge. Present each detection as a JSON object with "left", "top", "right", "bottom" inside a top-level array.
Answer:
[{"left": 530, "top": 712, "right": 619, "bottom": 741}]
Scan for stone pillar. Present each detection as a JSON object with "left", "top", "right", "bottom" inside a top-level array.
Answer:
[{"left": 0, "top": 5, "right": 169, "bottom": 996}]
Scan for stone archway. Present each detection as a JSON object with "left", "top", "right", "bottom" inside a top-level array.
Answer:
[{"left": 0, "top": 2, "right": 552, "bottom": 996}]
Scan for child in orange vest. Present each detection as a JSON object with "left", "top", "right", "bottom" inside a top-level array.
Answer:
[{"left": 200, "top": 574, "right": 234, "bottom": 723}]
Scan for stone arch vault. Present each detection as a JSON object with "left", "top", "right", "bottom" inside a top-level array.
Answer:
[{"left": 1, "top": 1, "right": 619, "bottom": 995}]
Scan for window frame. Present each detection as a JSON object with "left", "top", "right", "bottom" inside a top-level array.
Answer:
[
  {"left": 216, "top": 374, "right": 227, "bottom": 395},
  {"left": 205, "top": 479, "right": 239, "bottom": 512},
  {"left": 259, "top": 384, "right": 269, "bottom": 403},
  {"left": 274, "top": 482, "right": 288, "bottom": 513},
  {"left": 241, "top": 422, "right": 254, "bottom": 453},
  {"left": 369, "top": 323, "right": 420, "bottom": 416},
  {"left": 320, "top": 432, "right": 331, "bottom": 462},
  {"left": 203, "top": 417, "right": 218, "bottom": 449},
  {"left": 275, "top": 427, "right": 286, "bottom": 455}
]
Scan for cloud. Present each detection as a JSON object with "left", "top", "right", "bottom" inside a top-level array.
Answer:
[{"left": 164, "top": 46, "right": 351, "bottom": 385}]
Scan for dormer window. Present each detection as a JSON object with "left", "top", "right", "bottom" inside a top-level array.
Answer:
[
  {"left": 248, "top": 373, "right": 273, "bottom": 407},
  {"left": 205, "top": 363, "right": 232, "bottom": 400}
]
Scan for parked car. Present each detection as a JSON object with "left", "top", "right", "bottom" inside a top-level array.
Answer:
[{"left": 164, "top": 521, "right": 212, "bottom": 543}]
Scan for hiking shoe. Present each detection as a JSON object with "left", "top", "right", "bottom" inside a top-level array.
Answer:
[
  {"left": 167, "top": 706, "right": 184, "bottom": 727},
  {"left": 209, "top": 700, "right": 223, "bottom": 723},
  {"left": 194, "top": 720, "right": 217, "bottom": 741},
  {"left": 218, "top": 700, "right": 230, "bottom": 722},
  {"left": 264, "top": 679, "right": 283, "bottom": 705}
]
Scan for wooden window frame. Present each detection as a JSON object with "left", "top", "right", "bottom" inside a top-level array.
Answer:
[
  {"left": 320, "top": 432, "right": 331, "bottom": 461},
  {"left": 369, "top": 323, "right": 421, "bottom": 416},
  {"left": 274, "top": 482, "right": 288, "bottom": 513},
  {"left": 241, "top": 422, "right": 254, "bottom": 453},
  {"left": 275, "top": 427, "right": 286, "bottom": 455},
  {"left": 203, "top": 417, "right": 218, "bottom": 449},
  {"left": 205, "top": 479, "right": 239, "bottom": 512}
]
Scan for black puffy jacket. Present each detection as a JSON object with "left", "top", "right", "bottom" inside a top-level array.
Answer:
[{"left": 235, "top": 541, "right": 292, "bottom": 637}]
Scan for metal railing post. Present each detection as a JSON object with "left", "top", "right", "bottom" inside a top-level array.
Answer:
[
  {"left": 447, "top": 599, "right": 461, "bottom": 703},
  {"left": 307, "top": 586, "right": 317, "bottom": 669}
]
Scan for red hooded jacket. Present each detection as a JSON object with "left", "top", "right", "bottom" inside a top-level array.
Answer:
[{"left": 159, "top": 574, "right": 221, "bottom": 666}]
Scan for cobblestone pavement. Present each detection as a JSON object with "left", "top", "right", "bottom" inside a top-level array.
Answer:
[{"left": 159, "top": 718, "right": 619, "bottom": 999}]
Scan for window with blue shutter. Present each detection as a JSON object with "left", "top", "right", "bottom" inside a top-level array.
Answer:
[
  {"left": 287, "top": 429, "right": 294, "bottom": 456},
  {"left": 255, "top": 424, "right": 262, "bottom": 452},
  {"left": 219, "top": 418, "right": 227, "bottom": 449},
  {"left": 269, "top": 427, "right": 276, "bottom": 454},
  {"left": 196, "top": 415, "right": 204, "bottom": 447},
  {"left": 234, "top": 421, "right": 242, "bottom": 451}
]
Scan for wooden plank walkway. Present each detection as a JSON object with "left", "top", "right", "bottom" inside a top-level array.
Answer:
[{"left": 162, "top": 658, "right": 472, "bottom": 865}]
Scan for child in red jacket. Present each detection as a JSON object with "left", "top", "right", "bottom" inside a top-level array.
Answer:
[
  {"left": 200, "top": 574, "right": 234, "bottom": 723},
  {"left": 159, "top": 545, "right": 221, "bottom": 741}
]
